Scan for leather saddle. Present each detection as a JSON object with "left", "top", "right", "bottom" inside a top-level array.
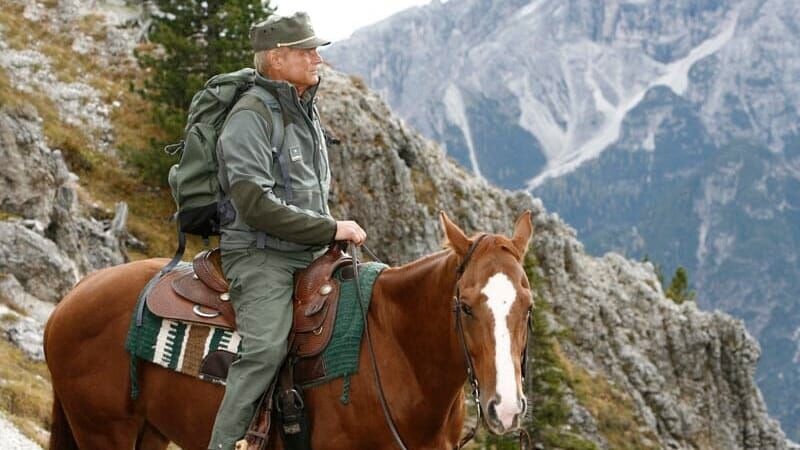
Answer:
[
  {"left": 147, "top": 245, "right": 358, "bottom": 450},
  {"left": 146, "top": 245, "right": 354, "bottom": 359}
]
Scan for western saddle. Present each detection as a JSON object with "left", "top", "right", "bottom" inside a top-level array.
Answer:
[
  {"left": 146, "top": 244, "right": 357, "bottom": 450},
  {"left": 147, "top": 245, "right": 354, "bottom": 360}
]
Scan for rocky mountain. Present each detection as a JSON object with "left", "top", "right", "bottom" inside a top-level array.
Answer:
[
  {"left": 319, "top": 66, "right": 795, "bottom": 450},
  {"left": 323, "top": 0, "right": 800, "bottom": 439},
  {"left": 0, "top": 0, "right": 796, "bottom": 448}
]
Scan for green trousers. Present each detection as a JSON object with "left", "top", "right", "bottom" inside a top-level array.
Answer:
[{"left": 208, "top": 246, "right": 322, "bottom": 450}]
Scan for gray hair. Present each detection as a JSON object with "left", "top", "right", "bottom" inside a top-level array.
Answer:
[{"left": 254, "top": 48, "right": 285, "bottom": 73}]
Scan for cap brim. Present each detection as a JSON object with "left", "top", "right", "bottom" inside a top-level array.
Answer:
[{"left": 290, "top": 36, "right": 331, "bottom": 49}]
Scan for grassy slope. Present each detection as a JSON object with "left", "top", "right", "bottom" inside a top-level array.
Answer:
[{"left": 0, "top": 1, "right": 208, "bottom": 261}]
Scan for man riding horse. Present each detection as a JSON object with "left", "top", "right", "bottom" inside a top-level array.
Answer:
[
  {"left": 208, "top": 12, "right": 366, "bottom": 450},
  {"left": 43, "top": 11, "right": 534, "bottom": 450}
]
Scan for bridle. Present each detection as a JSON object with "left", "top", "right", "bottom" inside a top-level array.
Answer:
[
  {"left": 349, "top": 236, "right": 532, "bottom": 450},
  {"left": 453, "top": 234, "right": 533, "bottom": 449}
]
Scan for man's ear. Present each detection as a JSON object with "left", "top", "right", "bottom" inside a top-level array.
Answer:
[
  {"left": 511, "top": 210, "right": 533, "bottom": 259},
  {"left": 268, "top": 48, "right": 282, "bottom": 68},
  {"left": 440, "top": 211, "right": 469, "bottom": 256}
]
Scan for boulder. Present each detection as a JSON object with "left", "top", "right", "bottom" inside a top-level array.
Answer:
[
  {"left": 0, "top": 106, "right": 66, "bottom": 224},
  {"left": 0, "top": 221, "right": 77, "bottom": 304}
]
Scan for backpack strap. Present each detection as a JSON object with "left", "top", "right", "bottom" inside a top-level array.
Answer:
[{"left": 223, "top": 90, "right": 292, "bottom": 204}]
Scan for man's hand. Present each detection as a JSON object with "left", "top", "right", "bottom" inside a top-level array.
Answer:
[{"left": 335, "top": 220, "right": 366, "bottom": 246}]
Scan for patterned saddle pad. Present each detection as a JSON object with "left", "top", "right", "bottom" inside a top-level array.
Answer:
[{"left": 125, "top": 262, "right": 386, "bottom": 398}]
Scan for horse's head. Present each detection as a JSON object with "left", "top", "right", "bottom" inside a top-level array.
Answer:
[{"left": 440, "top": 211, "right": 534, "bottom": 435}]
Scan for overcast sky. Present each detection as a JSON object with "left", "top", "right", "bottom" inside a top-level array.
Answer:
[{"left": 274, "top": 0, "right": 438, "bottom": 42}]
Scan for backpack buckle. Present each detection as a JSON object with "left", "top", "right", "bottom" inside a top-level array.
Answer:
[{"left": 164, "top": 140, "right": 185, "bottom": 155}]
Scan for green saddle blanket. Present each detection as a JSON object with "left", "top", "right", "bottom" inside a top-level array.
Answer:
[{"left": 125, "top": 261, "right": 387, "bottom": 398}]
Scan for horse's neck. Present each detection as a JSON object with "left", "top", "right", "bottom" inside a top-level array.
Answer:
[{"left": 374, "top": 250, "right": 467, "bottom": 400}]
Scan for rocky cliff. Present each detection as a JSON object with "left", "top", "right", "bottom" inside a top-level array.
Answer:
[
  {"left": 316, "top": 67, "right": 795, "bottom": 449},
  {"left": 0, "top": 0, "right": 134, "bottom": 362},
  {"left": 324, "top": 0, "right": 800, "bottom": 437},
  {"left": 0, "top": 106, "right": 129, "bottom": 360},
  {"left": 0, "top": 0, "right": 795, "bottom": 448}
]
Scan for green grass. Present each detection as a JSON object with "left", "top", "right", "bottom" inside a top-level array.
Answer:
[{"left": 0, "top": 209, "right": 22, "bottom": 221}]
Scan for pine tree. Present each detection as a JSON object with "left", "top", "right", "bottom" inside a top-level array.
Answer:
[
  {"left": 133, "top": 0, "right": 274, "bottom": 184},
  {"left": 666, "top": 266, "right": 696, "bottom": 304}
]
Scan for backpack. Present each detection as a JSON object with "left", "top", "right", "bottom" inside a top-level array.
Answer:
[{"left": 166, "top": 68, "right": 284, "bottom": 239}]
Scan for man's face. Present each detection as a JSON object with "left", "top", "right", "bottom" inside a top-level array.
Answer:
[{"left": 272, "top": 47, "right": 323, "bottom": 92}]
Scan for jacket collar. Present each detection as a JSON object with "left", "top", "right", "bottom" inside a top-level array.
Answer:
[{"left": 254, "top": 71, "right": 320, "bottom": 106}]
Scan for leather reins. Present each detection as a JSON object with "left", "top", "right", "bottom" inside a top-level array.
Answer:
[
  {"left": 349, "top": 242, "right": 409, "bottom": 450},
  {"left": 349, "top": 236, "right": 532, "bottom": 450}
]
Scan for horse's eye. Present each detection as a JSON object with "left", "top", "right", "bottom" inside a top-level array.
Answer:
[{"left": 461, "top": 303, "right": 473, "bottom": 317}]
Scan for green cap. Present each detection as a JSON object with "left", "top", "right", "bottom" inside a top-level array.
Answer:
[{"left": 249, "top": 12, "right": 330, "bottom": 51}]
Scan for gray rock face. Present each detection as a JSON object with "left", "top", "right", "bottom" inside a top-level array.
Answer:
[
  {"left": 0, "top": 274, "right": 54, "bottom": 361},
  {"left": 0, "top": 222, "right": 77, "bottom": 304},
  {"left": 319, "top": 68, "right": 536, "bottom": 263},
  {"left": 543, "top": 249, "right": 790, "bottom": 449},
  {"left": 0, "top": 107, "right": 128, "bottom": 301},
  {"left": 324, "top": 0, "right": 800, "bottom": 438},
  {"left": 317, "top": 67, "right": 794, "bottom": 448},
  {"left": 0, "top": 274, "right": 54, "bottom": 325},
  {"left": 0, "top": 106, "right": 128, "bottom": 364},
  {"left": 1, "top": 305, "right": 46, "bottom": 362},
  {"left": 0, "top": 107, "right": 66, "bottom": 224},
  {"left": 325, "top": 0, "right": 799, "bottom": 189}
]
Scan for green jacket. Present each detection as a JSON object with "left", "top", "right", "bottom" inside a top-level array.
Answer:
[{"left": 217, "top": 72, "right": 335, "bottom": 252}]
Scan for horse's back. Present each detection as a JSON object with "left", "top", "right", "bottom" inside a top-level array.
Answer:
[{"left": 46, "top": 258, "right": 168, "bottom": 356}]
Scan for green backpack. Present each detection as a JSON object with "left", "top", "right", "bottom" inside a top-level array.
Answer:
[{"left": 166, "top": 68, "right": 284, "bottom": 239}]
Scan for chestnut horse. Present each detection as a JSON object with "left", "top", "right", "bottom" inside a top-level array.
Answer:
[{"left": 44, "top": 211, "right": 533, "bottom": 449}]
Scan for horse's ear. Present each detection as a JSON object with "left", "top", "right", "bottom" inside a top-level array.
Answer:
[
  {"left": 511, "top": 210, "right": 533, "bottom": 259},
  {"left": 440, "top": 211, "right": 469, "bottom": 256}
]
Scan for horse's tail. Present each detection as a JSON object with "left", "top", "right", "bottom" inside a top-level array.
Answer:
[{"left": 49, "top": 390, "right": 78, "bottom": 450}]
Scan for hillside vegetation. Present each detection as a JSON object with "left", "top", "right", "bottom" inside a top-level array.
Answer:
[{"left": 0, "top": 0, "right": 201, "bottom": 261}]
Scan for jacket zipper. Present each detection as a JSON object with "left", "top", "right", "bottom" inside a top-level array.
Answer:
[{"left": 293, "top": 94, "right": 325, "bottom": 206}]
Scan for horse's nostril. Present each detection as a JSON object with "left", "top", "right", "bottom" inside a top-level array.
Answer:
[
  {"left": 519, "top": 396, "right": 528, "bottom": 414},
  {"left": 487, "top": 399, "right": 498, "bottom": 419}
]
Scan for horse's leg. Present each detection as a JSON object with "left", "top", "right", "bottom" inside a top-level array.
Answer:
[
  {"left": 48, "top": 391, "right": 78, "bottom": 450},
  {"left": 136, "top": 421, "right": 170, "bottom": 450},
  {"left": 137, "top": 362, "right": 223, "bottom": 450},
  {"left": 67, "top": 416, "right": 142, "bottom": 449}
]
